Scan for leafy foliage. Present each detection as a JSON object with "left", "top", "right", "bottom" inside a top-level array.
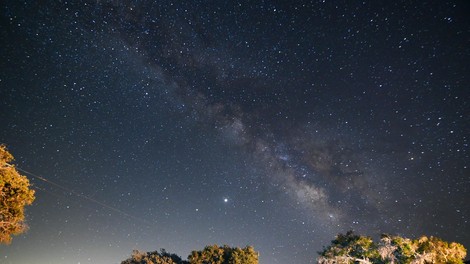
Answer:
[
  {"left": 0, "top": 145, "right": 35, "bottom": 244},
  {"left": 318, "top": 231, "right": 379, "bottom": 264},
  {"left": 318, "top": 231, "right": 467, "bottom": 264},
  {"left": 122, "top": 245, "right": 259, "bottom": 264},
  {"left": 121, "top": 249, "right": 189, "bottom": 264},
  {"left": 188, "top": 245, "right": 258, "bottom": 264}
]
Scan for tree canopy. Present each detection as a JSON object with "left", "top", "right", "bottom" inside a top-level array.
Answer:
[
  {"left": 0, "top": 145, "right": 35, "bottom": 244},
  {"left": 121, "top": 249, "right": 189, "bottom": 264},
  {"left": 121, "top": 245, "right": 259, "bottom": 264},
  {"left": 189, "top": 245, "right": 258, "bottom": 264},
  {"left": 318, "top": 231, "right": 467, "bottom": 264}
]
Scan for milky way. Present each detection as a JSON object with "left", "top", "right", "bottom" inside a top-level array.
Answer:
[{"left": 1, "top": 1, "right": 469, "bottom": 263}]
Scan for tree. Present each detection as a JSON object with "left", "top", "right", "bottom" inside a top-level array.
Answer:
[
  {"left": 0, "top": 145, "right": 35, "bottom": 244},
  {"left": 318, "top": 231, "right": 379, "bottom": 264},
  {"left": 121, "top": 249, "right": 188, "bottom": 264},
  {"left": 318, "top": 231, "right": 467, "bottom": 264},
  {"left": 378, "top": 234, "right": 417, "bottom": 264},
  {"left": 122, "top": 245, "right": 259, "bottom": 264},
  {"left": 228, "top": 246, "right": 259, "bottom": 264},
  {"left": 413, "top": 236, "right": 467, "bottom": 264},
  {"left": 188, "top": 245, "right": 258, "bottom": 264},
  {"left": 189, "top": 244, "right": 226, "bottom": 264}
]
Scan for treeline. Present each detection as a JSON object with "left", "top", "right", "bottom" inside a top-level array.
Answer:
[{"left": 121, "top": 231, "right": 467, "bottom": 264}]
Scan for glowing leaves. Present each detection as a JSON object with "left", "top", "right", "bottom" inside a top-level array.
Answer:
[
  {"left": 0, "top": 145, "right": 35, "bottom": 244},
  {"left": 318, "top": 231, "right": 467, "bottom": 264}
]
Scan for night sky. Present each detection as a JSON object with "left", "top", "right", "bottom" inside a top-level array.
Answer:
[{"left": 1, "top": 1, "right": 469, "bottom": 263}]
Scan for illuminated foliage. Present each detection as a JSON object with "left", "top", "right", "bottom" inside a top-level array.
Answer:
[
  {"left": 188, "top": 245, "right": 258, "bottom": 264},
  {"left": 121, "top": 249, "right": 188, "bottom": 264},
  {"left": 318, "top": 231, "right": 378, "bottom": 264},
  {"left": 413, "top": 236, "right": 467, "bottom": 264},
  {"left": 122, "top": 245, "right": 259, "bottom": 264},
  {"left": 318, "top": 231, "right": 467, "bottom": 264},
  {"left": 0, "top": 145, "right": 35, "bottom": 244}
]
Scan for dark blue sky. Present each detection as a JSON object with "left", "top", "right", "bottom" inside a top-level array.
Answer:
[{"left": 1, "top": 1, "right": 468, "bottom": 263}]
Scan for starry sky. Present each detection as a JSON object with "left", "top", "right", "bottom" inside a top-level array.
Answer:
[{"left": 0, "top": 1, "right": 469, "bottom": 263}]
